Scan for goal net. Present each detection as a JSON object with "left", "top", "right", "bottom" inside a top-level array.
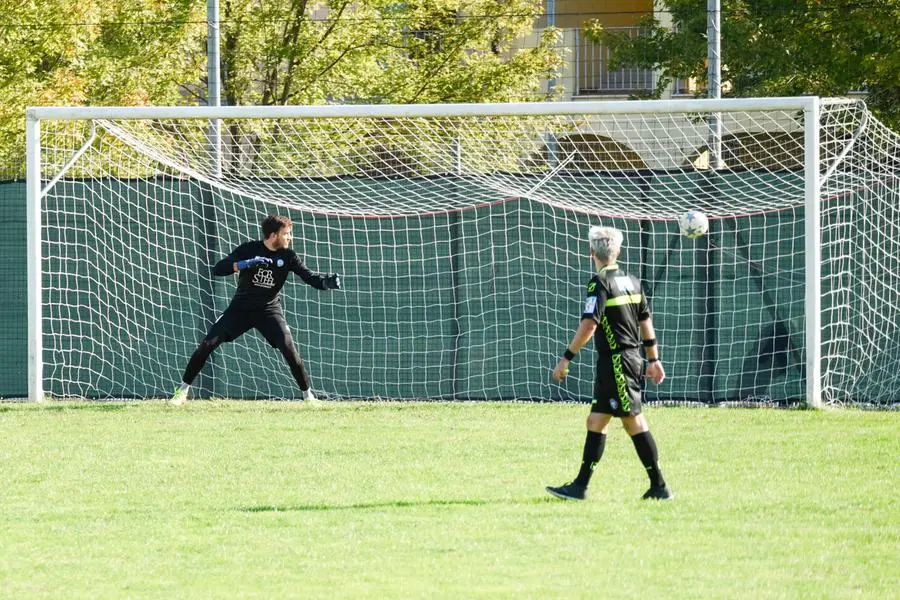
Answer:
[{"left": 26, "top": 99, "right": 900, "bottom": 406}]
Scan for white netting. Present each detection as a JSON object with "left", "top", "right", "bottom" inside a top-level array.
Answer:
[
  {"left": 34, "top": 99, "right": 900, "bottom": 405},
  {"left": 818, "top": 107, "right": 900, "bottom": 405}
]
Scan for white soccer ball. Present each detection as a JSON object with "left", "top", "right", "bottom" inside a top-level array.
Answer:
[{"left": 678, "top": 210, "right": 709, "bottom": 239}]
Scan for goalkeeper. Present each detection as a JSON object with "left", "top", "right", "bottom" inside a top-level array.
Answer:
[
  {"left": 171, "top": 215, "right": 341, "bottom": 405},
  {"left": 545, "top": 226, "right": 672, "bottom": 501}
]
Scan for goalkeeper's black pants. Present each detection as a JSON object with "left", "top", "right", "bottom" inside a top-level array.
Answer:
[{"left": 182, "top": 305, "right": 312, "bottom": 393}]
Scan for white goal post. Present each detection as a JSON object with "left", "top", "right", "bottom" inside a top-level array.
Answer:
[{"left": 25, "top": 97, "right": 900, "bottom": 407}]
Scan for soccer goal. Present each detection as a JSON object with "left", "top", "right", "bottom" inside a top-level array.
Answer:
[{"left": 25, "top": 98, "right": 900, "bottom": 406}]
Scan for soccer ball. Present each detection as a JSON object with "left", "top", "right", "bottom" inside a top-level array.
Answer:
[{"left": 678, "top": 210, "right": 709, "bottom": 239}]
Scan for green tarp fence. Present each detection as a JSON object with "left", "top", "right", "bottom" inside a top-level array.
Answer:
[{"left": 0, "top": 173, "right": 814, "bottom": 402}]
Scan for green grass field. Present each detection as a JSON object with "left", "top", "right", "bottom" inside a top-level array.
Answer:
[{"left": 0, "top": 401, "right": 897, "bottom": 599}]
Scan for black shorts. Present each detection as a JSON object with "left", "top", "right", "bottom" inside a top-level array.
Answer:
[
  {"left": 205, "top": 304, "right": 293, "bottom": 349},
  {"left": 591, "top": 348, "right": 644, "bottom": 417}
]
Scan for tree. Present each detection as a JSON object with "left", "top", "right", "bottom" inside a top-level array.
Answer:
[
  {"left": 217, "top": 0, "right": 563, "bottom": 106},
  {"left": 2, "top": 0, "right": 564, "bottom": 175},
  {"left": 587, "top": 0, "right": 900, "bottom": 128},
  {"left": 195, "top": 0, "right": 566, "bottom": 174},
  {"left": 0, "top": 0, "right": 206, "bottom": 174},
  {"left": 0, "top": 0, "right": 93, "bottom": 174},
  {"left": 80, "top": 0, "right": 207, "bottom": 106}
]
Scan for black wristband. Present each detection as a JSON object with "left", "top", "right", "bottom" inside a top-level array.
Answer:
[
  {"left": 647, "top": 358, "right": 660, "bottom": 363},
  {"left": 563, "top": 348, "right": 576, "bottom": 361},
  {"left": 642, "top": 338, "right": 657, "bottom": 348}
]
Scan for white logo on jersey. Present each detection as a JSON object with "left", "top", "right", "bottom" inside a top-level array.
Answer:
[
  {"left": 609, "top": 398, "right": 619, "bottom": 410},
  {"left": 614, "top": 276, "right": 634, "bottom": 294},
  {"left": 252, "top": 268, "right": 275, "bottom": 288},
  {"left": 276, "top": 259, "right": 284, "bottom": 267},
  {"left": 584, "top": 296, "right": 598, "bottom": 314}
]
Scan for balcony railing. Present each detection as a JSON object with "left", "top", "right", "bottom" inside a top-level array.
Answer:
[{"left": 573, "top": 27, "right": 655, "bottom": 96}]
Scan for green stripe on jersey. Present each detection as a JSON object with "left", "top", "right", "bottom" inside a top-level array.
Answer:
[{"left": 606, "top": 293, "right": 643, "bottom": 307}]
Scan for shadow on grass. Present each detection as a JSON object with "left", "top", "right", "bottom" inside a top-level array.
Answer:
[
  {"left": 0, "top": 402, "right": 130, "bottom": 413},
  {"left": 239, "top": 497, "right": 548, "bottom": 513}
]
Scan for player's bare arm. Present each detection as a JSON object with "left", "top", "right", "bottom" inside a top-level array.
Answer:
[
  {"left": 639, "top": 318, "right": 665, "bottom": 385},
  {"left": 553, "top": 318, "right": 597, "bottom": 382}
]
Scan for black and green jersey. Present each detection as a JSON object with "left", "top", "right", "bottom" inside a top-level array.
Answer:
[{"left": 581, "top": 264, "right": 651, "bottom": 355}]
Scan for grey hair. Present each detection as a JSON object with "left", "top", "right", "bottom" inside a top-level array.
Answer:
[{"left": 588, "top": 226, "right": 623, "bottom": 262}]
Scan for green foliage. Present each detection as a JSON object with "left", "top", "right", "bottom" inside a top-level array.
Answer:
[
  {"left": 588, "top": 0, "right": 900, "bottom": 128},
  {"left": 218, "top": 0, "right": 563, "bottom": 106},
  {"left": 0, "top": 0, "right": 564, "bottom": 176},
  {"left": 81, "top": 0, "right": 206, "bottom": 105},
  {"left": 0, "top": 0, "right": 206, "bottom": 175}
]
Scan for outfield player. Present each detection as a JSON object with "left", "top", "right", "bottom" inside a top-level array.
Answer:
[
  {"left": 546, "top": 225, "right": 672, "bottom": 501},
  {"left": 171, "top": 215, "right": 341, "bottom": 405}
]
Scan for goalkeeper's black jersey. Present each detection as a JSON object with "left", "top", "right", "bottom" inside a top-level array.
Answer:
[
  {"left": 581, "top": 264, "right": 651, "bottom": 355},
  {"left": 214, "top": 241, "right": 328, "bottom": 310}
]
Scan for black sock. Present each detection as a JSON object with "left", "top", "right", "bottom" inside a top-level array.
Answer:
[
  {"left": 573, "top": 431, "right": 606, "bottom": 488},
  {"left": 631, "top": 431, "right": 666, "bottom": 488}
]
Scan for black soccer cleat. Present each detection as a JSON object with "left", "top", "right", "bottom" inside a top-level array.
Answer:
[
  {"left": 641, "top": 486, "right": 674, "bottom": 501},
  {"left": 545, "top": 482, "right": 587, "bottom": 501}
]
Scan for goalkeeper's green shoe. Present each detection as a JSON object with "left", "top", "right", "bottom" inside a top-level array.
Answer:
[
  {"left": 170, "top": 386, "right": 188, "bottom": 406},
  {"left": 545, "top": 482, "right": 586, "bottom": 501},
  {"left": 302, "top": 389, "right": 324, "bottom": 408},
  {"left": 641, "top": 486, "right": 673, "bottom": 501}
]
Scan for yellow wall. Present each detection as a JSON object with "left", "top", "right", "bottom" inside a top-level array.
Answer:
[{"left": 553, "top": 0, "right": 653, "bottom": 29}]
